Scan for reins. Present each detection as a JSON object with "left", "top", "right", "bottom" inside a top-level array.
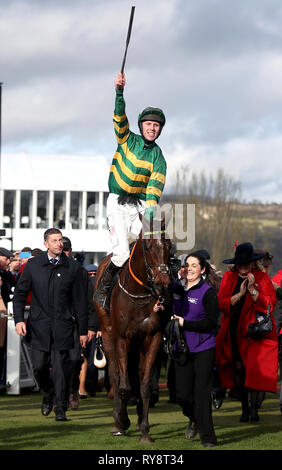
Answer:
[{"left": 128, "top": 241, "right": 144, "bottom": 288}]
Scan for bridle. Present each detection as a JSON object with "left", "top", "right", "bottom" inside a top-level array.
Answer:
[{"left": 118, "top": 230, "right": 170, "bottom": 306}]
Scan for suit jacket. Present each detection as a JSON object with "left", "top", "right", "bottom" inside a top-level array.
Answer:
[{"left": 13, "top": 252, "right": 88, "bottom": 351}]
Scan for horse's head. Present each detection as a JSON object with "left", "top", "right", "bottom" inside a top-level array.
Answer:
[{"left": 140, "top": 215, "right": 172, "bottom": 299}]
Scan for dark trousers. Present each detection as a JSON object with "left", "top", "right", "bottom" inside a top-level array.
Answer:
[
  {"left": 69, "top": 324, "right": 83, "bottom": 394},
  {"left": 32, "top": 346, "right": 72, "bottom": 409},
  {"left": 174, "top": 347, "right": 217, "bottom": 445}
]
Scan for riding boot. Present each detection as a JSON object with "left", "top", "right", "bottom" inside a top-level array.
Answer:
[
  {"left": 239, "top": 389, "right": 250, "bottom": 422},
  {"left": 256, "top": 391, "right": 265, "bottom": 410},
  {"left": 234, "top": 365, "right": 249, "bottom": 422},
  {"left": 248, "top": 389, "right": 260, "bottom": 422},
  {"left": 94, "top": 261, "right": 121, "bottom": 308}
]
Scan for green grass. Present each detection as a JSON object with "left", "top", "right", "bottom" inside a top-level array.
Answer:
[{"left": 1, "top": 386, "right": 282, "bottom": 451}]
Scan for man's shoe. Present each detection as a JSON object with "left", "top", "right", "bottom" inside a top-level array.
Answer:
[
  {"left": 69, "top": 392, "right": 79, "bottom": 410},
  {"left": 185, "top": 421, "right": 197, "bottom": 439},
  {"left": 54, "top": 407, "right": 67, "bottom": 421},
  {"left": 41, "top": 395, "right": 53, "bottom": 416}
]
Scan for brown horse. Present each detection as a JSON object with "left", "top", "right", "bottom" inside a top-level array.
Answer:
[{"left": 93, "top": 216, "right": 172, "bottom": 443}]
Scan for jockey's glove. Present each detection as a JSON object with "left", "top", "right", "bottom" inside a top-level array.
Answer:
[{"left": 144, "top": 206, "right": 156, "bottom": 221}]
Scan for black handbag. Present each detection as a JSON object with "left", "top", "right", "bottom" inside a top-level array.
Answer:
[
  {"left": 163, "top": 318, "right": 187, "bottom": 359},
  {"left": 248, "top": 304, "right": 273, "bottom": 340}
]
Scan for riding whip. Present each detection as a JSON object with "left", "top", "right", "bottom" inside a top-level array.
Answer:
[{"left": 120, "top": 6, "right": 135, "bottom": 74}]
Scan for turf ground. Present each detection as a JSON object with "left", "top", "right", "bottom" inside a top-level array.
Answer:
[{"left": 0, "top": 384, "right": 282, "bottom": 452}]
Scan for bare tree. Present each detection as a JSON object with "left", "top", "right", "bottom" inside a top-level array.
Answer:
[{"left": 167, "top": 166, "right": 259, "bottom": 270}]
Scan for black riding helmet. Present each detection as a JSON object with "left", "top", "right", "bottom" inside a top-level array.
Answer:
[{"left": 138, "top": 107, "right": 166, "bottom": 138}]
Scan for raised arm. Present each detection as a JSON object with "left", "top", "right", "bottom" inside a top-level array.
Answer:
[
  {"left": 115, "top": 72, "right": 126, "bottom": 90},
  {"left": 113, "top": 72, "right": 130, "bottom": 145}
]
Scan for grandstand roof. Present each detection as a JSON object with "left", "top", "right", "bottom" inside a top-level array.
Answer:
[{"left": 1, "top": 152, "right": 110, "bottom": 192}]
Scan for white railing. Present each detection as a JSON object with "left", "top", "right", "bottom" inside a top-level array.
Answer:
[{"left": 5, "top": 303, "right": 38, "bottom": 395}]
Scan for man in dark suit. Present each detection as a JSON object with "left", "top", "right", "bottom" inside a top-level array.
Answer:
[
  {"left": 62, "top": 236, "right": 99, "bottom": 409},
  {"left": 13, "top": 228, "right": 88, "bottom": 421}
]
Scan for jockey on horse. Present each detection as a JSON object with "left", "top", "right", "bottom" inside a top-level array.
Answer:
[{"left": 94, "top": 72, "right": 167, "bottom": 308}]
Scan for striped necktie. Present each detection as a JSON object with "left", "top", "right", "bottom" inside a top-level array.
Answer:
[{"left": 50, "top": 258, "right": 58, "bottom": 265}]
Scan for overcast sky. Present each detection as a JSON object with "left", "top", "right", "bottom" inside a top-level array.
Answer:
[{"left": 1, "top": 0, "right": 282, "bottom": 203}]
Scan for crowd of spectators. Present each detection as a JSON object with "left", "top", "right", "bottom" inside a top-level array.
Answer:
[{"left": 0, "top": 235, "right": 282, "bottom": 444}]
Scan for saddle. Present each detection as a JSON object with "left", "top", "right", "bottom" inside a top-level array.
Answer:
[{"left": 105, "top": 273, "right": 119, "bottom": 312}]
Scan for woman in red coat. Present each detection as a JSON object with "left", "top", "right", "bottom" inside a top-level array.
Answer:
[{"left": 216, "top": 242, "right": 278, "bottom": 422}]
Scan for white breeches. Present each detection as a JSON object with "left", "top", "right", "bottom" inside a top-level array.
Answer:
[{"left": 106, "top": 193, "right": 146, "bottom": 267}]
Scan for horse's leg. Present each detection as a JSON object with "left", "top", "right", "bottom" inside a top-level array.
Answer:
[
  {"left": 104, "top": 349, "right": 127, "bottom": 436},
  {"left": 136, "top": 352, "right": 145, "bottom": 431},
  {"left": 113, "top": 336, "right": 131, "bottom": 434},
  {"left": 103, "top": 342, "right": 129, "bottom": 436},
  {"left": 139, "top": 333, "right": 162, "bottom": 444},
  {"left": 101, "top": 334, "right": 122, "bottom": 435},
  {"left": 109, "top": 359, "right": 122, "bottom": 434}
]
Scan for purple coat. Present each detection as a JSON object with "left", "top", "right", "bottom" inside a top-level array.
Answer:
[{"left": 173, "top": 280, "right": 216, "bottom": 353}]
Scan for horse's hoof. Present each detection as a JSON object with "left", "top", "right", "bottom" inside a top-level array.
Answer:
[
  {"left": 112, "top": 430, "right": 125, "bottom": 436},
  {"left": 139, "top": 435, "right": 154, "bottom": 444},
  {"left": 111, "top": 425, "right": 125, "bottom": 436}
]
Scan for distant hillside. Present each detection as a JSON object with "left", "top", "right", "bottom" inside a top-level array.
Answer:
[
  {"left": 162, "top": 196, "right": 282, "bottom": 279},
  {"left": 238, "top": 202, "right": 282, "bottom": 223}
]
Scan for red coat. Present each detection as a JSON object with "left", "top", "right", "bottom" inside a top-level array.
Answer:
[
  {"left": 216, "top": 269, "right": 278, "bottom": 393},
  {"left": 272, "top": 270, "right": 282, "bottom": 288}
]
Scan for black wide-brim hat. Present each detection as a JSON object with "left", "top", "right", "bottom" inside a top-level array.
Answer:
[{"left": 222, "top": 242, "right": 265, "bottom": 265}]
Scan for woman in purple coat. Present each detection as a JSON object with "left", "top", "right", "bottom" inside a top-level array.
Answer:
[{"left": 172, "top": 252, "right": 219, "bottom": 447}]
